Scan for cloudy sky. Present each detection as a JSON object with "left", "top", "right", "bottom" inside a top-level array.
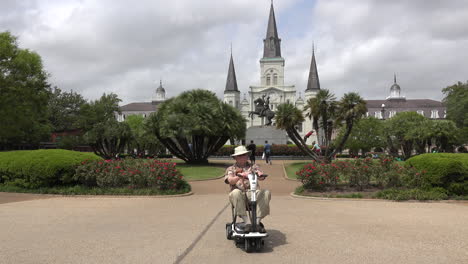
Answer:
[{"left": 1, "top": 0, "right": 467, "bottom": 105}]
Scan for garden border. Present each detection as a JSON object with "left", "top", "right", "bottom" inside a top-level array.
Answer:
[
  {"left": 290, "top": 192, "right": 468, "bottom": 203},
  {"left": 0, "top": 191, "right": 194, "bottom": 198},
  {"left": 187, "top": 174, "right": 224, "bottom": 182}
]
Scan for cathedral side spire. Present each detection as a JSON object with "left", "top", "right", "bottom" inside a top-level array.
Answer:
[
  {"left": 306, "top": 44, "right": 320, "bottom": 91},
  {"left": 263, "top": 1, "right": 282, "bottom": 58},
  {"left": 224, "top": 53, "right": 239, "bottom": 92}
]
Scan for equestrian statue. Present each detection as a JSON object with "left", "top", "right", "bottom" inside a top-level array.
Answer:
[{"left": 248, "top": 94, "right": 275, "bottom": 126}]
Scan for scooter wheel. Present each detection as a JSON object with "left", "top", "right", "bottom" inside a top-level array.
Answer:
[
  {"left": 226, "top": 224, "right": 233, "bottom": 240},
  {"left": 244, "top": 239, "right": 253, "bottom": 253}
]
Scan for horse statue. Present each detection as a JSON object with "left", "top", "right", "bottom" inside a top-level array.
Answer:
[{"left": 248, "top": 95, "right": 276, "bottom": 126}]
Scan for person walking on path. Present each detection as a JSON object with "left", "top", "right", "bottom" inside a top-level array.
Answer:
[
  {"left": 246, "top": 140, "right": 257, "bottom": 164},
  {"left": 224, "top": 146, "right": 271, "bottom": 228},
  {"left": 264, "top": 140, "right": 272, "bottom": 165}
]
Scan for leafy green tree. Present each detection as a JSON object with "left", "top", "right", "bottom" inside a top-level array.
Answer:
[
  {"left": 384, "top": 111, "right": 427, "bottom": 159},
  {"left": 276, "top": 90, "right": 367, "bottom": 162},
  {"left": 79, "top": 93, "right": 121, "bottom": 131},
  {"left": 442, "top": 81, "right": 468, "bottom": 144},
  {"left": 429, "top": 120, "right": 461, "bottom": 152},
  {"left": 337, "top": 117, "right": 385, "bottom": 156},
  {"left": 84, "top": 118, "right": 132, "bottom": 159},
  {"left": 124, "top": 114, "right": 165, "bottom": 157},
  {"left": 48, "top": 87, "right": 86, "bottom": 132},
  {"left": 146, "top": 89, "right": 245, "bottom": 164},
  {"left": 0, "top": 31, "right": 51, "bottom": 149}
]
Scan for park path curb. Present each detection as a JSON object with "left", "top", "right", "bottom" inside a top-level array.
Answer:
[
  {"left": 282, "top": 161, "right": 300, "bottom": 181},
  {"left": 290, "top": 192, "right": 468, "bottom": 204},
  {"left": 0, "top": 191, "right": 194, "bottom": 199}
]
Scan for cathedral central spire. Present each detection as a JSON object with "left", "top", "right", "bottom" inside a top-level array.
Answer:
[
  {"left": 224, "top": 53, "right": 239, "bottom": 92},
  {"left": 263, "top": 1, "right": 282, "bottom": 58},
  {"left": 306, "top": 44, "right": 320, "bottom": 91}
]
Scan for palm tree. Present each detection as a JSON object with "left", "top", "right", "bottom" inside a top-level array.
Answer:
[
  {"left": 304, "top": 89, "right": 337, "bottom": 147},
  {"left": 330, "top": 92, "right": 367, "bottom": 159},
  {"left": 275, "top": 103, "right": 318, "bottom": 160}
]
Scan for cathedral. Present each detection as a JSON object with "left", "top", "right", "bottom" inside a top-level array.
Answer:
[{"left": 223, "top": 1, "right": 320, "bottom": 144}]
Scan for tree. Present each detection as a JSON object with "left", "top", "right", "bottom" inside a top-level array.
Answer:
[
  {"left": 276, "top": 90, "right": 367, "bottom": 162},
  {"left": 429, "top": 120, "right": 461, "bottom": 152},
  {"left": 442, "top": 81, "right": 468, "bottom": 144},
  {"left": 124, "top": 114, "right": 165, "bottom": 157},
  {"left": 78, "top": 93, "right": 121, "bottom": 131},
  {"left": 146, "top": 89, "right": 246, "bottom": 164},
  {"left": 84, "top": 118, "right": 132, "bottom": 159},
  {"left": 384, "top": 111, "right": 427, "bottom": 159},
  {"left": 337, "top": 117, "right": 386, "bottom": 156},
  {"left": 48, "top": 87, "right": 86, "bottom": 132},
  {"left": 0, "top": 31, "right": 51, "bottom": 149}
]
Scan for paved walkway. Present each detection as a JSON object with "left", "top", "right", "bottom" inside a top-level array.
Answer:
[{"left": 1, "top": 159, "right": 467, "bottom": 264}]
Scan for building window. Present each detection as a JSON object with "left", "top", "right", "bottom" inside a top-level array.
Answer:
[
  {"left": 444, "top": 110, "right": 447, "bottom": 118},
  {"left": 431, "top": 110, "right": 439, "bottom": 119},
  {"left": 273, "top": 74, "right": 278, "bottom": 85},
  {"left": 296, "top": 122, "right": 303, "bottom": 133},
  {"left": 389, "top": 111, "right": 396, "bottom": 118},
  {"left": 374, "top": 111, "right": 382, "bottom": 119},
  {"left": 266, "top": 75, "right": 271, "bottom": 86},
  {"left": 417, "top": 110, "right": 424, "bottom": 116},
  {"left": 366, "top": 112, "right": 369, "bottom": 117},
  {"left": 228, "top": 100, "right": 233, "bottom": 106}
]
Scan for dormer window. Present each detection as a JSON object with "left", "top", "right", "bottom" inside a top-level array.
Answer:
[
  {"left": 266, "top": 74, "right": 271, "bottom": 86},
  {"left": 431, "top": 110, "right": 439, "bottom": 119},
  {"left": 417, "top": 110, "right": 424, "bottom": 116}
]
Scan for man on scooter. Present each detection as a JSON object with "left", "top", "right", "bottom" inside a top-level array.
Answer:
[{"left": 224, "top": 146, "right": 271, "bottom": 231}]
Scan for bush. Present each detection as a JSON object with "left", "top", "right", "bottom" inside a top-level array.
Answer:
[
  {"left": 0, "top": 149, "right": 101, "bottom": 188},
  {"left": 74, "top": 158, "right": 188, "bottom": 191},
  {"left": 375, "top": 188, "right": 449, "bottom": 201},
  {"left": 406, "top": 153, "right": 468, "bottom": 194}
]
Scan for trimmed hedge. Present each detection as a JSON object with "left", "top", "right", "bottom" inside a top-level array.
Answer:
[
  {"left": 406, "top": 153, "right": 468, "bottom": 195},
  {"left": 213, "top": 144, "right": 306, "bottom": 156},
  {"left": 0, "top": 149, "right": 101, "bottom": 188}
]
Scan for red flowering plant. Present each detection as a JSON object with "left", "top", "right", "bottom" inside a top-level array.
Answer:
[
  {"left": 296, "top": 161, "right": 341, "bottom": 190},
  {"left": 74, "top": 158, "right": 187, "bottom": 190}
]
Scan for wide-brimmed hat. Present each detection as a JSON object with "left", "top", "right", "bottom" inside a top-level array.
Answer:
[{"left": 231, "top": 146, "right": 250, "bottom": 157}]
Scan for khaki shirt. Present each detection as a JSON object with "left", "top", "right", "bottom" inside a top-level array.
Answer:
[{"left": 224, "top": 162, "right": 261, "bottom": 191}]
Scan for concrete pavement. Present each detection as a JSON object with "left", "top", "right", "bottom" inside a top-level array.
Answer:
[{"left": 1, "top": 160, "right": 467, "bottom": 264}]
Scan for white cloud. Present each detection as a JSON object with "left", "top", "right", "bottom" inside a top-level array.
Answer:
[{"left": 1, "top": 0, "right": 467, "bottom": 104}]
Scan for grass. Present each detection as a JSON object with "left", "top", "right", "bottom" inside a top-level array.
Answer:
[
  {"left": 285, "top": 162, "right": 309, "bottom": 180},
  {"left": 170, "top": 160, "right": 226, "bottom": 181},
  {"left": 0, "top": 183, "right": 191, "bottom": 196}
]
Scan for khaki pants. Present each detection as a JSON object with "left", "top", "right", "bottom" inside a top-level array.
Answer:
[{"left": 229, "top": 189, "right": 271, "bottom": 219}]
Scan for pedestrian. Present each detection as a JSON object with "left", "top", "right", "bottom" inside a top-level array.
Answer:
[
  {"left": 246, "top": 140, "right": 257, "bottom": 164},
  {"left": 224, "top": 146, "right": 271, "bottom": 231},
  {"left": 264, "top": 140, "right": 272, "bottom": 165},
  {"left": 311, "top": 141, "right": 321, "bottom": 155}
]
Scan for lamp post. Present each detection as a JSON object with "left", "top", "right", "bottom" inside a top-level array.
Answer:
[{"left": 381, "top": 103, "right": 386, "bottom": 120}]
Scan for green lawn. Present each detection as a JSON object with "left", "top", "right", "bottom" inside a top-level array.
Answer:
[
  {"left": 285, "top": 162, "right": 310, "bottom": 180},
  {"left": 174, "top": 162, "right": 226, "bottom": 181}
]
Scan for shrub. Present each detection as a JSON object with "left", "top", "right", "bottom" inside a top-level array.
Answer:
[
  {"left": 375, "top": 188, "right": 449, "bottom": 201},
  {"left": 406, "top": 153, "right": 468, "bottom": 194},
  {"left": 74, "top": 158, "right": 187, "bottom": 191},
  {"left": 0, "top": 150, "right": 101, "bottom": 188},
  {"left": 213, "top": 144, "right": 306, "bottom": 156}
]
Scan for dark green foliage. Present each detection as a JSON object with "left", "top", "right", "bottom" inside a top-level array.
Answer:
[
  {"left": 337, "top": 117, "right": 386, "bottom": 156},
  {"left": 78, "top": 93, "right": 121, "bottom": 131},
  {"left": 147, "top": 89, "right": 246, "bottom": 164},
  {"left": 125, "top": 115, "right": 165, "bottom": 157},
  {"left": 406, "top": 153, "right": 468, "bottom": 194},
  {"left": 0, "top": 149, "right": 101, "bottom": 188},
  {"left": 375, "top": 188, "right": 449, "bottom": 201},
  {"left": 213, "top": 144, "right": 311, "bottom": 156},
  {"left": 48, "top": 87, "right": 86, "bottom": 132},
  {"left": 442, "top": 81, "right": 468, "bottom": 131},
  {"left": 0, "top": 32, "right": 52, "bottom": 149},
  {"left": 57, "top": 135, "right": 85, "bottom": 150},
  {"left": 84, "top": 119, "right": 132, "bottom": 159}
]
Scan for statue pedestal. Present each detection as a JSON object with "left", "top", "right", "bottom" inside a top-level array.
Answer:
[{"left": 246, "top": 126, "right": 288, "bottom": 145}]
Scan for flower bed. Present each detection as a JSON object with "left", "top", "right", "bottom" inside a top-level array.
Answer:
[{"left": 74, "top": 158, "right": 189, "bottom": 191}]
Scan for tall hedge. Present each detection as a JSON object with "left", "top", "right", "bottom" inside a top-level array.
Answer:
[
  {"left": 406, "top": 153, "right": 468, "bottom": 195},
  {"left": 0, "top": 149, "right": 101, "bottom": 188}
]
